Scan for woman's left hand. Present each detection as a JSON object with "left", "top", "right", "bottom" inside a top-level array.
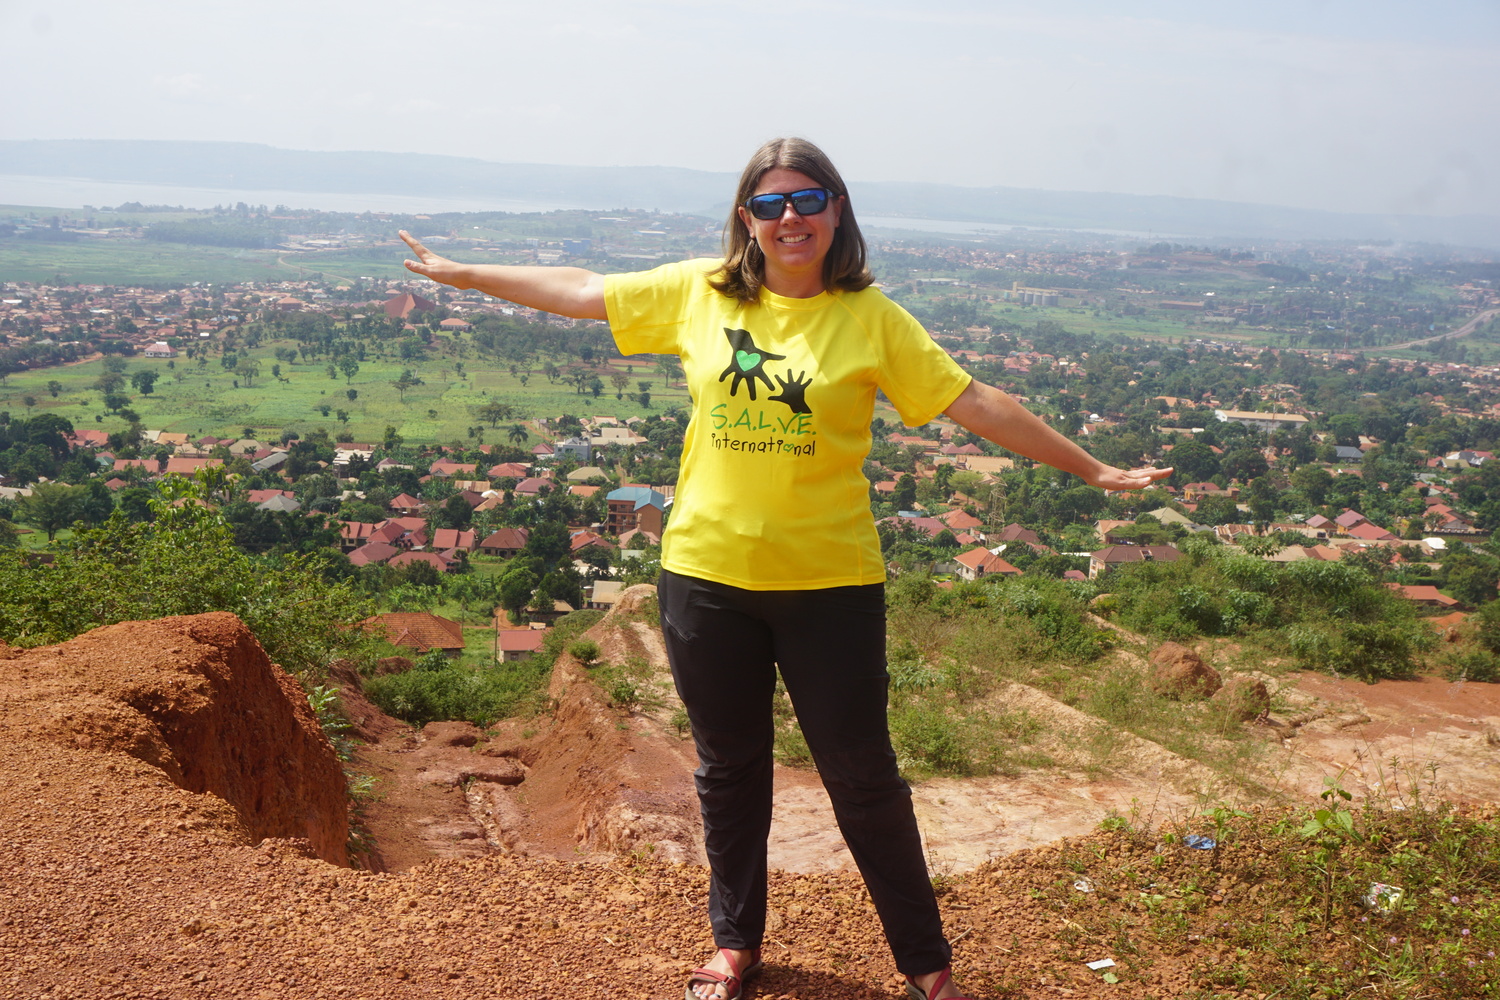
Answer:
[{"left": 1086, "top": 465, "right": 1174, "bottom": 492}]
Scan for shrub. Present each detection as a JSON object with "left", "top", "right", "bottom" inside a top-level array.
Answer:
[
  {"left": 890, "top": 703, "right": 974, "bottom": 776},
  {"left": 0, "top": 476, "right": 372, "bottom": 677},
  {"left": 568, "top": 639, "right": 601, "bottom": 666},
  {"left": 1283, "top": 618, "right": 1433, "bottom": 681},
  {"left": 1439, "top": 648, "right": 1500, "bottom": 683},
  {"left": 990, "top": 578, "right": 1110, "bottom": 662},
  {"left": 1475, "top": 599, "right": 1500, "bottom": 655},
  {"left": 364, "top": 660, "right": 545, "bottom": 727}
]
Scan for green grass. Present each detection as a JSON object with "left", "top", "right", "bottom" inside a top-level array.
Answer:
[
  {"left": 874, "top": 576, "right": 1275, "bottom": 790},
  {"left": 0, "top": 341, "right": 692, "bottom": 443},
  {"left": 0, "top": 240, "right": 304, "bottom": 286},
  {"left": 1011, "top": 788, "right": 1500, "bottom": 999}
]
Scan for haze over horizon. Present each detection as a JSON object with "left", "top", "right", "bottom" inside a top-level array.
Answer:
[{"left": 2, "top": 1, "right": 1499, "bottom": 221}]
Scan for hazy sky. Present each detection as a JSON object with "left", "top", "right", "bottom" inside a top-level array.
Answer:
[{"left": 4, "top": 0, "right": 1498, "bottom": 218}]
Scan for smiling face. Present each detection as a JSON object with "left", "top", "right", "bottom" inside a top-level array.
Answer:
[{"left": 736, "top": 166, "right": 845, "bottom": 299}]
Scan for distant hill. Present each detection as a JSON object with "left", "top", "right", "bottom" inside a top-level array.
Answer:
[{"left": 3, "top": 139, "right": 1496, "bottom": 249}]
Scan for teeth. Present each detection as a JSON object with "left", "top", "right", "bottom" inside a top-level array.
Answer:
[{"left": 779, "top": 234, "right": 810, "bottom": 243}]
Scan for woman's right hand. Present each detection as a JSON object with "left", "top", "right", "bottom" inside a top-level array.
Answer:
[{"left": 400, "top": 230, "right": 471, "bottom": 289}]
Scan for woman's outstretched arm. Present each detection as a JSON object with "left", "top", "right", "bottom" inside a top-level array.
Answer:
[
  {"left": 399, "top": 230, "right": 608, "bottom": 320},
  {"left": 944, "top": 379, "right": 1172, "bottom": 491}
]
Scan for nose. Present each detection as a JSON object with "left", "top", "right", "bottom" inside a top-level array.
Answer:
[{"left": 779, "top": 199, "right": 801, "bottom": 222}]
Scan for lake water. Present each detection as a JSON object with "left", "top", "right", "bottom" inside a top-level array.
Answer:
[
  {"left": 0, "top": 174, "right": 1179, "bottom": 243},
  {"left": 0, "top": 175, "right": 586, "bottom": 216}
]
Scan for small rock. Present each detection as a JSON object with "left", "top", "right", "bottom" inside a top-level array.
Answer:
[{"left": 1147, "top": 642, "right": 1222, "bottom": 700}]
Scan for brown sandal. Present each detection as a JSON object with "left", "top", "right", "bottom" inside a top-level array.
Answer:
[{"left": 685, "top": 947, "right": 763, "bottom": 1000}]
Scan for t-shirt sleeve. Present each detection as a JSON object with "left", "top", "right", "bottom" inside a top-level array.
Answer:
[
  {"left": 869, "top": 304, "right": 973, "bottom": 427},
  {"left": 604, "top": 259, "right": 712, "bottom": 356}
]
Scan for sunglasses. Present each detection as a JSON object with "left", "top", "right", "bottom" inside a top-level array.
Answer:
[{"left": 744, "top": 187, "right": 833, "bottom": 221}]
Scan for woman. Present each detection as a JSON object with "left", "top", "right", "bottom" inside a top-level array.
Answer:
[{"left": 400, "top": 137, "right": 1170, "bottom": 1000}]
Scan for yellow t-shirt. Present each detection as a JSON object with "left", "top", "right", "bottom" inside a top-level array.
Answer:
[{"left": 604, "top": 259, "right": 971, "bottom": 590}]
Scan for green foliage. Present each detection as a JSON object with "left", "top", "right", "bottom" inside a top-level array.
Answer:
[
  {"left": 306, "top": 684, "right": 354, "bottom": 760},
  {"left": 1438, "top": 647, "right": 1500, "bottom": 683},
  {"left": 590, "top": 655, "right": 658, "bottom": 714},
  {"left": 888, "top": 702, "right": 1045, "bottom": 779},
  {"left": 1058, "top": 795, "right": 1500, "bottom": 999},
  {"left": 1476, "top": 599, "right": 1500, "bottom": 655},
  {"left": 567, "top": 639, "right": 600, "bottom": 666},
  {"left": 0, "top": 472, "right": 372, "bottom": 676},
  {"left": 1103, "top": 543, "right": 1434, "bottom": 679},
  {"left": 1283, "top": 618, "right": 1432, "bottom": 682},
  {"left": 363, "top": 660, "right": 544, "bottom": 727},
  {"left": 363, "top": 609, "right": 603, "bottom": 728}
]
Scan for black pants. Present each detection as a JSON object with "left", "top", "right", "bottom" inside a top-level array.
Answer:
[{"left": 658, "top": 570, "right": 952, "bottom": 976}]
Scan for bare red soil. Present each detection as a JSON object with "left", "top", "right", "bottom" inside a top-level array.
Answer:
[{"left": 4, "top": 595, "right": 1499, "bottom": 999}]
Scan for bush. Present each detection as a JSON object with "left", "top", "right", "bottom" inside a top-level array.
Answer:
[
  {"left": 1475, "top": 600, "right": 1500, "bottom": 655},
  {"left": 1439, "top": 648, "right": 1500, "bottom": 683},
  {"left": 890, "top": 703, "right": 974, "bottom": 776},
  {"left": 568, "top": 639, "right": 600, "bottom": 666},
  {"left": 0, "top": 477, "right": 372, "bottom": 677},
  {"left": 989, "top": 578, "right": 1109, "bottom": 662},
  {"left": 364, "top": 660, "right": 545, "bottom": 727},
  {"left": 367, "top": 608, "right": 606, "bottom": 728},
  {"left": 1284, "top": 618, "right": 1433, "bottom": 681}
]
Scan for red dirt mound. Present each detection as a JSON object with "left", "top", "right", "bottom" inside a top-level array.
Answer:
[{"left": 0, "top": 611, "right": 348, "bottom": 864}]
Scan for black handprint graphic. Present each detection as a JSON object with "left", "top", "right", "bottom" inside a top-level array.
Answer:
[
  {"left": 768, "top": 369, "right": 814, "bottom": 414},
  {"left": 717, "top": 327, "right": 787, "bottom": 401}
]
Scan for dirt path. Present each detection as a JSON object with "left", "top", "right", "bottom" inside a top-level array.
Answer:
[{"left": 350, "top": 594, "right": 1500, "bottom": 879}]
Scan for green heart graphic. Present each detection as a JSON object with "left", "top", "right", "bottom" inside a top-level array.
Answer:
[{"left": 735, "top": 349, "right": 761, "bottom": 372}]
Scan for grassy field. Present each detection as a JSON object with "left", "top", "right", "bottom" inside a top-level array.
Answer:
[
  {"left": 0, "top": 341, "right": 692, "bottom": 443},
  {"left": 0, "top": 238, "right": 311, "bottom": 287}
]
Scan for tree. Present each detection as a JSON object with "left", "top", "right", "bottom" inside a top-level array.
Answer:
[
  {"left": 391, "top": 368, "right": 423, "bottom": 402},
  {"left": 20, "top": 483, "right": 81, "bottom": 540},
  {"left": 893, "top": 473, "right": 917, "bottom": 510},
  {"left": 129, "top": 370, "right": 159, "bottom": 396},
  {"left": 1220, "top": 447, "right": 1269, "bottom": 484},
  {"left": 440, "top": 493, "right": 473, "bottom": 530},
  {"left": 346, "top": 388, "right": 358, "bottom": 403},
  {"left": 525, "top": 520, "right": 571, "bottom": 565},
  {"left": 1327, "top": 414, "right": 1363, "bottom": 448},
  {"left": 336, "top": 409, "right": 350, "bottom": 425},
  {"left": 507, "top": 423, "right": 529, "bottom": 446},
  {"left": 610, "top": 372, "right": 630, "bottom": 399},
  {"left": 478, "top": 400, "right": 513, "bottom": 428},
  {"left": 46, "top": 380, "right": 63, "bottom": 398},
  {"left": 237, "top": 359, "right": 261, "bottom": 387},
  {"left": 1168, "top": 438, "right": 1219, "bottom": 483},
  {"left": 1291, "top": 465, "right": 1333, "bottom": 506},
  {"left": 338, "top": 356, "right": 360, "bottom": 385},
  {"left": 1246, "top": 476, "right": 1279, "bottom": 525},
  {"left": 1195, "top": 493, "right": 1241, "bottom": 527},
  {"left": 498, "top": 566, "right": 539, "bottom": 623}
]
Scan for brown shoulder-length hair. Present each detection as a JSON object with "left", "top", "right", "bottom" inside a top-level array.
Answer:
[{"left": 709, "top": 137, "right": 873, "bottom": 303}]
